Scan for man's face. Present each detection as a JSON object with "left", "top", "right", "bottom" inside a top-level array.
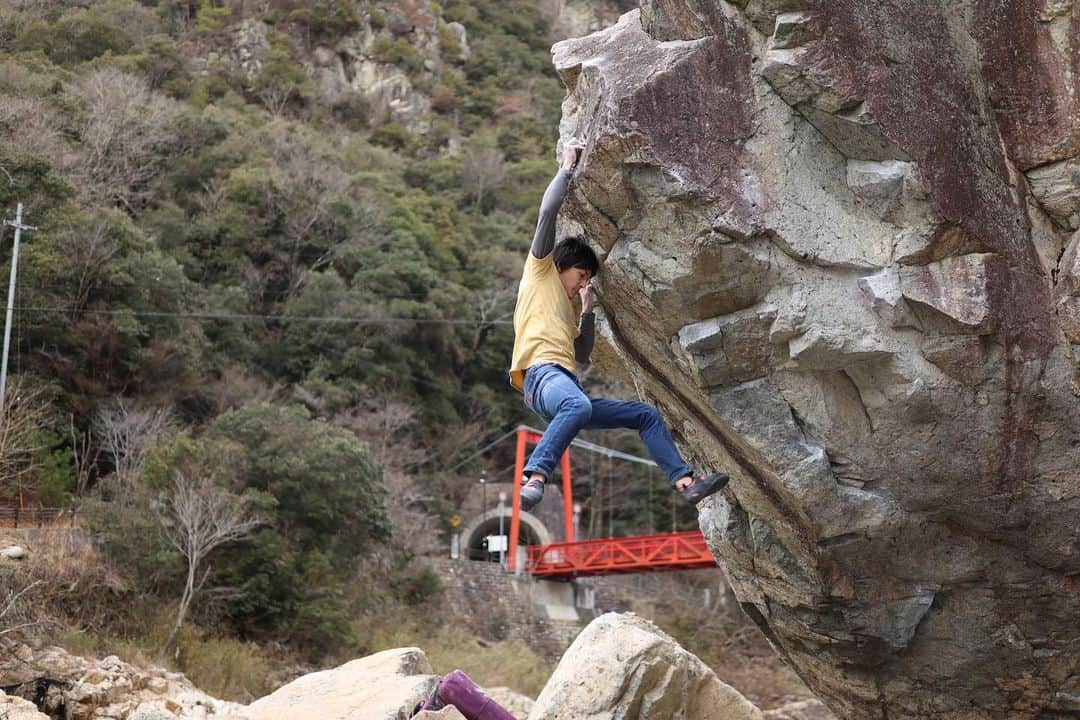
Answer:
[{"left": 559, "top": 267, "right": 592, "bottom": 299}]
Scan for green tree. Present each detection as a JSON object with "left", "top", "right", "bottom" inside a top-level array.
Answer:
[
  {"left": 207, "top": 402, "right": 390, "bottom": 557},
  {"left": 252, "top": 46, "right": 314, "bottom": 117},
  {"left": 199, "top": 403, "right": 388, "bottom": 648}
]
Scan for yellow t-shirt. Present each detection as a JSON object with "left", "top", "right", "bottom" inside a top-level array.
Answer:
[{"left": 509, "top": 253, "right": 578, "bottom": 391}]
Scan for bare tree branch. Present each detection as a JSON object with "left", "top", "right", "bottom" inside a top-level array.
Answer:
[
  {"left": 461, "top": 148, "right": 508, "bottom": 207},
  {"left": 335, "top": 396, "right": 442, "bottom": 558},
  {"left": 71, "top": 67, "right": 179, "bottom": 210},
  {"left": 94, "top": 399, "right": 171, "bottom": 487},
  {"left": 70, "top": 414, "right": 100, "bottom": 496},
  {"left": 0, "top": 380, "right": 49, "bottom": 503},
  {"left": 472, "top": 283, "right": 516, "bottom": 350},
  {"left": 158, "top": 472, "right": 262, "bottom": 649},
  {"left": 0, "top": 579, "right": 44, "bottom": 637}
]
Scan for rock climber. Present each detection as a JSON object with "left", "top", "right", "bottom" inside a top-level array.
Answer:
[{"left": 509, "top": 137, "right": 729, "bottom": 512}]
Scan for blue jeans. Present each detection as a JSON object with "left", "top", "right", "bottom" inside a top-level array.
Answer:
[{"left": 522, "top": 363, "right": 693, "bottom": 486}]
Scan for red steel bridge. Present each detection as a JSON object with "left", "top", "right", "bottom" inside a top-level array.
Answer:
[{"left": 506, "top": 426, "right": 717, "bottom": 578}]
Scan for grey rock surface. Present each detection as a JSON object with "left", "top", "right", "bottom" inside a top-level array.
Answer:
[{"left": 553, "top": 3, "right": 1080, "bottom": 718}]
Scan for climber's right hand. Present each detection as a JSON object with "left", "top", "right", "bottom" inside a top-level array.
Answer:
[{"left": 562, "top": 138, "right": 586, "bottom": 172}]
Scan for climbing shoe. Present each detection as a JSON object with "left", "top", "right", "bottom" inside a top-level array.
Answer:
[
  {"left": 680, "top": 472, "right": 729, "bottom": 505},
  {"left": 519, "top": 475, "right": 546, "bottom": 511}
]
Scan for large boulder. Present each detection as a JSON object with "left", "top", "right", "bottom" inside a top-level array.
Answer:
[
  {"left": 485, "top": 687, "right": 534, "bottom": 720},
  {"left": 414, "top": 709, "right": 467, "bottom": 720},
  {"left": 762, "top": 699, "right": 836, "bottom": 720},
  {"left": 0, "top": 689, "right": 49, "bottom": 720},
  {"left": 529, "top": 612, "right": 763, "bottom": 720},
  {"left": 244, "top": 647, "right": 437, "bottom": 720},
  {"left": 554, "top": 3, "right": 1080, "bottom": 719}
]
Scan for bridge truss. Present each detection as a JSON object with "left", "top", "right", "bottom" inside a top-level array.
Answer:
[{"left": 506, "top": 426, "right": 717, "bottom": 579}]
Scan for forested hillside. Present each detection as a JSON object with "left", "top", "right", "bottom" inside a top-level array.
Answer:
[
  {"left": 0, "top": 0, "right": 706, "bottom": 700},
  {"left": 1, "top": 0, "right": 560, "bottom": 493}
]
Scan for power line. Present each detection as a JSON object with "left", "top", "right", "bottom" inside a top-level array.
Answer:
[
  {"left": 445, "top": 427, "right": 524, "bottom": 475},
  {"left": 25, "top": 284, "right": 452, "bottom": 301},
  {"left": 1, "top": 305, "right": 513, "bottom": 326},
  {"left": 445, "top": 424, "right": 657, "bottom": 476}
]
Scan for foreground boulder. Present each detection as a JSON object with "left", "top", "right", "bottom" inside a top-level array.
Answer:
[
  {"left": 763, "top": 699, "right": 836, "bottom": 720},
  {"left": 414, "top": 708, "right": 467, "bottom": 720},
  {"left": 0, "top": 689, "right": 49, "bottom": 720},
  {"left": 529, "top": 613, "right": 762, "bottom": 720},
  {"left": 486, "top": 687, "right": 534, "bottom": 719},
  {"left": 245, "top": 647, "right": 437, "bottom": 720}
]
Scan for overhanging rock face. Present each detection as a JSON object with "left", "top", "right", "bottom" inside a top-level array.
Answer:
[{"left": 552, "top": 2, "right": 1080, "bottom": 718}]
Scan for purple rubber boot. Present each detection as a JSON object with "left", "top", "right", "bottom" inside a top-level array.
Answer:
[{"left": 414, "top": 670, "right": 516, "bottom": 720}]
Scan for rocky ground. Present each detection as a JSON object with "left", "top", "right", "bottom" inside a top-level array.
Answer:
[{"left": 0, "top": 613, "right": 833, "bottom": 720}]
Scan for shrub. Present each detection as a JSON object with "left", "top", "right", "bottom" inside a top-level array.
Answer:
[
  {"left": 0, "top": 153, "right": 76, "bottom": 214},
  {"left": 330, "top": 92, "right": 371, "bottom": 131},
  {"left": 430, "top": 85, "right": 460, "bottom": 115},
  {"left": 395, "top": 563, "right": 443, "bottom": 605},
  {"left": 16, "top": 14, "right": 132, "bottom": 66},
  {"left": 88, "top": 0, "right": 163, "bottom": 44},
  {"left": 22, "top": 521, "right": 137, "bottom": 631},
  {"left": 372, "top": 35, "right": 427, "bottom": 73},
  {"left": 126, "top": 34, "right": 190, "bottom": 94},
  {"left": 353, "top": 604, "right": 553, "bottom": 698},
  {"left": 83, "top": 481, "right": 182, "bottom": 597},
  {"left": 436, "top": 21, "right": 463, "bottom": 61},
  {"left": 308, "top": 0, "right": 361, "bottom": 40},
  {"left": 29, "top": 428, "right": 77, "bottom": 506},
  {"left": 368, "top": 7, "right": 387, "bottom": 30},
  {"left": 369, "top": 122, "right": 410, "bottom": 151},
  {"left": 176, "top": 630, "right": 275, "bottom": 702},
  {"left": 252, "top": 47, "right": 314, "bottom": 117},
  {"left": 193, "top": 0, "right": 232, "bottom": 35}
]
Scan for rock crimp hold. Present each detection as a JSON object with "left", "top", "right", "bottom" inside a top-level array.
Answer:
[
  {"left": 528, "top": 612, "right": 763, "bottom": 720},
  {"left": 553, "top": 2, "right": 1080, "bottom": 718}
]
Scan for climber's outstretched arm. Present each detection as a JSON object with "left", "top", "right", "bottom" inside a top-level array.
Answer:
[{"left": 530, "top": 138, "right": 585, "bottom": 260}]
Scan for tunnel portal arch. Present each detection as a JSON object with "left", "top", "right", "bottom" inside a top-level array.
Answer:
[{"left": 460, "top": 508, "right": 551, "bottom": 562}]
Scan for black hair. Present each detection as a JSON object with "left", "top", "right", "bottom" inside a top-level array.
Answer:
[{"left": 553, "top": 236, "right": 599, "bottom": 276}]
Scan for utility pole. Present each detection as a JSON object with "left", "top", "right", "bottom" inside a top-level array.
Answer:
[{"left": 1, "top": 203, "right": 35, "bottom": 410}]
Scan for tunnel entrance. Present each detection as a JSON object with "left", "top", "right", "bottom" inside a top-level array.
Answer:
[{"left": 461, "top": 508, "right": 550, "bottom": 562}]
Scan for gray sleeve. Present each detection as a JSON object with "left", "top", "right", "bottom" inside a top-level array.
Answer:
[
  {"left": 575, "top": 312, "right": 595, "bottom": 364},
  {"left": 531, "top": 169, "right": 572, "bottom": 259}
]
